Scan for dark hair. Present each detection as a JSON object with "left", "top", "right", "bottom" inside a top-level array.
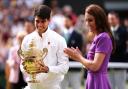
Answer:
[
  {"left": 85, "top": 4, "right": 116, "bottom": 53},
  {"left": 108, "top": 11, "right": 119, "bottom": 19},
  {"left": 34, "top": 5, "right": 51, "bottom": 20},
  {"left": 2, "top": 32, "right": 11, "bottom": 44}
]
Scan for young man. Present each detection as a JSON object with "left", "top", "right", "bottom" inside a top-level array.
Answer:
[
  {"left": 108, "top": 11, "right": 127, "bottom": 89},
  {"left": 20, "top": 5, "right": 69, "bottom": 89}
]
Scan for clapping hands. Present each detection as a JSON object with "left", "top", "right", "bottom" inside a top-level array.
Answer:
[{"left": 64, "top": 47, "right": 83, "bottom": 62}]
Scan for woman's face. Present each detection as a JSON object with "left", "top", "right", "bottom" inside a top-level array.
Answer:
[{"left": 85, "top": 13, "right": 96, "bottom": 33}]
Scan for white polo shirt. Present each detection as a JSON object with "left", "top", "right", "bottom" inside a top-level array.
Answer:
[{"left": 20, "top": 27, "right": 69, "bottom": 89}]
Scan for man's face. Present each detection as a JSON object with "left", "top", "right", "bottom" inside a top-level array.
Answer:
[
  {"left": 24, "top": 21, "right": 34, "bottom": 34},
  {"left": 34, "top": 16, "right": 50, "bottom": 33},
  {"left": 124, "top": 19, "right": 128, "bottom": 28},
  {"left": 108, "top": 14, "right": 119, "bottom": 27},
  {"left": 65, "top": 18, "right": 72, "bottom": 29}
]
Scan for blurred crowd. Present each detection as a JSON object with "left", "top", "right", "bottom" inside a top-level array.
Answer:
[{"left": 0, "top": 0, "right": 128, "bottom": 89}]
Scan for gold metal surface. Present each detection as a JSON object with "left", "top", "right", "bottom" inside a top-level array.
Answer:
[{"left": 18, "top": 39, "right": 48, "bottom": 83}]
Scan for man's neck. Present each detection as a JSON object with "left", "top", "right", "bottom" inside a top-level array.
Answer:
[
  {"left": 37, "top": 27, "right": 48, "bottom": 37},
  {"left": 111, "top": 25, "right": 119, "bottom": 31}
]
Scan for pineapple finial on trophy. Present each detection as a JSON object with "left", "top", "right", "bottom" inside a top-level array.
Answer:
[
  {"left": 17, "top": 38, "right": 48, "bottom": 83},
  {"left": 29, "top": 39, "right": 36, "bottom": 49}
]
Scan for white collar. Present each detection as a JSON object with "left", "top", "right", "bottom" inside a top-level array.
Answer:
[
  {"left": 35, "top": 27, "right": 50, "bottom": 38},
  {"left": 111, "top": 25, "right": 119, "bottom": 31},
  {"left": 68, "top": 26, "right": 74, "bottom": 34}
]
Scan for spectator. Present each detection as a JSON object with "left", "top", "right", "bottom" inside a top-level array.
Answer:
[
  {"left": 24, "top": 19, "right": 35, "bottom": 34},
  {"left": 108, "top": 11, "right": 127, "bottom": 89},
  {"left": 61, "top": 14, "right": 83, "bottom": 89},
  {"left": 7, "top": 32, "right": 27, "bottom": 89}
]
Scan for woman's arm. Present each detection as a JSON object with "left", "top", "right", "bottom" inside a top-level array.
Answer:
[
  {"left": 64, "top": 47, "right": 105, "bottom": 72},
  {"left": 79, "top": 53, "right": 105, "bottom": 71}
]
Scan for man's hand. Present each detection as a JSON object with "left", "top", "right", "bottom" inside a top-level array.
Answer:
[
  {"left": 22, "top": 60, "right": 49, "bottom": 74},
  {"left": 35, "top": 61, "right": 49, "bottom": 73}
]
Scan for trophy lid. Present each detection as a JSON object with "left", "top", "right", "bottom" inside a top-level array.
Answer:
[
  {"left": 29, "top": 39, "right": 36, "bottom": 49},
  {"left": 18, "top": 39, "right": 48, "bottom": 60}
]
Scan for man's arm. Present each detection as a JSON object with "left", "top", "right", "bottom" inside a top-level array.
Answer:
[{"left": 48, "top": 37, "right": 69, "bottom": 75}]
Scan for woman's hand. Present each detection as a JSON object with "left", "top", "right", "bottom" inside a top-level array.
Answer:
[{"left": 64, "top": 47, "right": 83, "bottom": 62}]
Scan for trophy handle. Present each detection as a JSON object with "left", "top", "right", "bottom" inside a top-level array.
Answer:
[
  {"left": 41, "top": 48, "right": 48, "bottom": 60},
  {"left": 17, "top": 48, "right": 24, "bottom": 60}
]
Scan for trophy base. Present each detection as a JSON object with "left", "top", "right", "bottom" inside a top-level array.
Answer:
[{"left": 28, "top": 80, "right": 40, "bottom": 83}]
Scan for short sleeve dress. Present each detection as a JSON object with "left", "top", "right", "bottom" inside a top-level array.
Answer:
[{"left": 86, "top": 32, "right": 112, "bottom": 89}]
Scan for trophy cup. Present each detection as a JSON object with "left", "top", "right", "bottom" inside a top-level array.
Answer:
[{"left": 18, "top": 39, "right": 48, "bottom": 83}]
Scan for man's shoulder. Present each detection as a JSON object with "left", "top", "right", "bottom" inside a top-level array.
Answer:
[
  {"left": 48, "top": 29, "right": 65, "bottom": 40},
  {"left": 118, "top": 26, "right": 126, "bottom": 32},
  {"left": 24, "top": 31, "right": 35, "bottom": 38},
  {"left": 48, "top": 30, "right": 66, "bottom": 45},
  {"left": 72, "top": 30, "right": 83, "bottom": 39}
]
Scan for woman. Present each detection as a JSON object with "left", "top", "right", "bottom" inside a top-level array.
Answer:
[{"left": 64, "top": 4, "right": 115, "bottom": 89}]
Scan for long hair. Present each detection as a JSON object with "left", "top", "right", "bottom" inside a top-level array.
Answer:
[{"left": 85, "top": 4, "right": 115, "bottom": 53}]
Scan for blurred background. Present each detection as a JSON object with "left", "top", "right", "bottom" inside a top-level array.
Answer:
[{"left": 0, "top": 0, "right": 128, "bottom": 89}]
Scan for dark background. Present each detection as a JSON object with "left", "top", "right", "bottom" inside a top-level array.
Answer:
[{"left": 43, "top": 0, "right": 128, "bottom": 19}]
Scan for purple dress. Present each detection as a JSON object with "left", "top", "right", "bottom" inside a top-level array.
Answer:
[{"left": 86, "top": 32, "right": 112, "bottom": 89}]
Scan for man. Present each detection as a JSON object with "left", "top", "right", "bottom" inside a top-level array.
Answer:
[
  {"left": 108, "top": 11, "right": 127, "bottom": 89},
  {"left": 20, "top": 5, "right": 69, "bottom": 89},
  {"left": 24, "top": 19, "right": 35, "bottom": 34},
  {"left": 124, "top": 18, "right": 128, "bottom": 57},
  {"left": 61, "top": 14, "right": 83, "bottom": 89}
]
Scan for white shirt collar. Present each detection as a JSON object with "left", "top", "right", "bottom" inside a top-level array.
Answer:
[
  {"left": 35, "top": 27, "right": 50, "bottom": 38},
  {"left": 111, "top": 25, "right": 119, "bottom": 31},
  {"left": 68, "top": 26, "right": 74, "bottom": 34}
]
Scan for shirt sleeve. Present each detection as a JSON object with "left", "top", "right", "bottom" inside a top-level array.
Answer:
[
  {"left": 48, "top": 37, "right": 69, "bottom": 75},
  {"left": 95, "top": 36, "right": 111, "bottom": 54}
]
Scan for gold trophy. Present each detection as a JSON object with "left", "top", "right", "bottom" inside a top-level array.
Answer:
[{"left": 18, "top": 39, "right": 48, "bottom": 83}]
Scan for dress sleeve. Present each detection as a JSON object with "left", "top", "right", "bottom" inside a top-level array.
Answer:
[{"left": 95, "top": 36, "right": 111, "bottom": 54}]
